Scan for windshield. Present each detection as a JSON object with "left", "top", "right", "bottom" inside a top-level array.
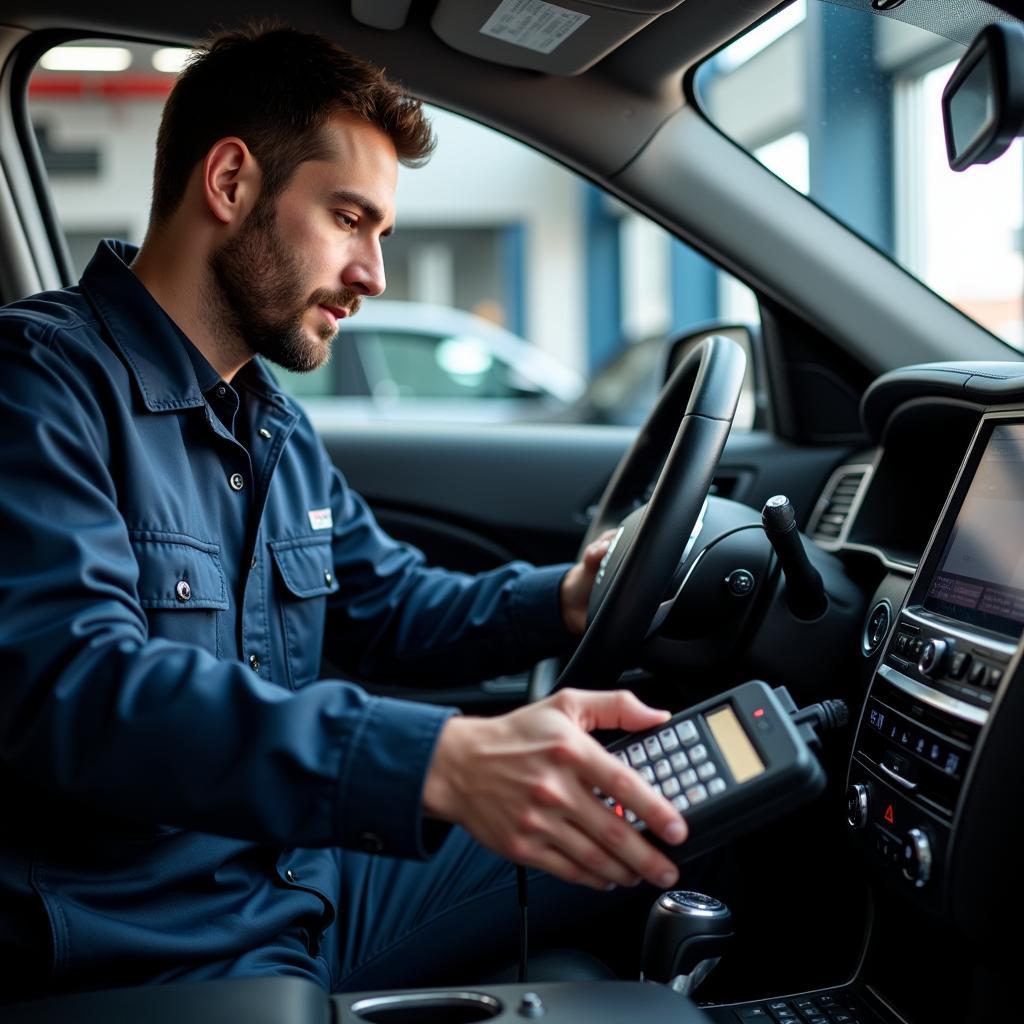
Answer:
[{"left": 698, "top": 0, "right": 1023, "bottom": 350}]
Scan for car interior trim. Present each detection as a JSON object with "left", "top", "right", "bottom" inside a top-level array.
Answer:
[
  {"left": 837, "top": 543, "right": 917, "bottom": 574},
  {"left": 0, "top": 28, "right": 58, "bottom": 298},
  {"left": 878, "top": 762, "right": 918, "bottom": 791},
  {"left": 806, "top": 460, "right": 877, "bottom": 547},
  {"left": 348, "top": 990, "right": 503, "bottom": 1016},
  {"left": 876, "top": 663, "right": 990, "bottom": 727},
  {"left": 900, "top": 606, "right": 1019, "bottom": 659}
]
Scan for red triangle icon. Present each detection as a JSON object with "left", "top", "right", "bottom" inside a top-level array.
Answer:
[{"left": 884, "top": 804, "right": 895, "bottom": 825}]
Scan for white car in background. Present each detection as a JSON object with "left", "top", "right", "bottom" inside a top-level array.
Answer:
[{"left": 275, "top": 299, "right": 584, "bottom": 424}]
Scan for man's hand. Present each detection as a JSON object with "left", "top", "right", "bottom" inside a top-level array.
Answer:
[
  {"left": 422, "top": 688, "right": 687, "bottom": 891},
  {"left": 559, "top": 529, "right": 618, "bottom": 635}
]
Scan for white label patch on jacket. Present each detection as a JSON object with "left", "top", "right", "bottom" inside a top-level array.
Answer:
[{"left": 308, "top": 508, "right": 333, "bottom": 530}]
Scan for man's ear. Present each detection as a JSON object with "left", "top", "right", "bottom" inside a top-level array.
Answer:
[{"left": 202, "top": 137, "right": 261, "bottom": 225}]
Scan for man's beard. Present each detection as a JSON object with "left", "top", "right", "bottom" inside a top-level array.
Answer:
[{"left": 208, "top": 196, "right": 361, "bottom": 373}]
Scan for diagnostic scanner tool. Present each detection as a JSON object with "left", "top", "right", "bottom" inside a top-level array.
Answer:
[{"left": 602, "top": 680, "right": 836, "bottom": 864}]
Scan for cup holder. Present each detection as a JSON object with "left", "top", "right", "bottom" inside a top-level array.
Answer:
[{"left": 349, "top": 991, "right": 503, "bottom": 1024}]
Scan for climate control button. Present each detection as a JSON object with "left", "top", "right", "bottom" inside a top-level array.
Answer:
[
  {"left": 846, "top": 784, "right": 869, "bottom": 830},
  {"left": 901, "top": 828, "right": 932, "bottom": 888},
  {"left": 949, "top": 651, "right": 970, "bottom": 679},
  {"left": 918, "top": 638, "right": 951, "bottom": 678}
]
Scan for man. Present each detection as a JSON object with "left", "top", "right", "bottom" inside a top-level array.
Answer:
[{"left": 0, "top": 24, "right": 687, "bottom": 998}]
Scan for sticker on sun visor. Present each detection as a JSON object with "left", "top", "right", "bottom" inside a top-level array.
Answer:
[
  {"left": 308, "top": 508, "right": 333, "bottom": 530},
  {"left": 480, "top": 0, "right": 590, "bottom": 55}
]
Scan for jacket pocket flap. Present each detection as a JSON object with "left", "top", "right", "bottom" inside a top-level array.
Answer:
[
  {"left": 129, "top": 532, "right": 229, "bottom": 610},
  {"left": 270, "top": 537, "right": 339, "bottom": 599}
]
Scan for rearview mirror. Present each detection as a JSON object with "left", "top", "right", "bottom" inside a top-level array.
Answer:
[{"left": 942, "top": 22, "right": 1024, "bottom": 171}]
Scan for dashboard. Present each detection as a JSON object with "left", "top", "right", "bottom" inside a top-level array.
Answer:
[{"left": 802, "top": 363, "right": 1024, "bottom": 1021}]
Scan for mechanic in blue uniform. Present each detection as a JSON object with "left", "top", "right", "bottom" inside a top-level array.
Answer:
[{"left": 0, "top": 25, "right": 688, "bottom": 999}]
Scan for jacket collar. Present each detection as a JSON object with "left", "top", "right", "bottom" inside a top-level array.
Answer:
[{"left": 80, "top": 239, "right": 286, "bottom": 413}]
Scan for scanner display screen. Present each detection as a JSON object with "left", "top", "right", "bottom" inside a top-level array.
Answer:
[
  {"left": 706, "top": 705, "right": 765, "bottom": 784},
  {"left": 924, "top": 423, "right": 1024, "bottom": 639}
]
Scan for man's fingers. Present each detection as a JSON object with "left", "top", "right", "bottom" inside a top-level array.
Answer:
[
  {"left": 579, "top": 734, "right": 687, "bottom": 852},
  {"left": 539, "top": 816, "right": 649, "bottom": 888},
  {"left": 568, "top": 780, "right": 681, "bottom": 888},
  {"left": 581, "top": 542, "right": 610, "bottom": 572},
  {"left": 582, "top": 529, "right": 617, "bottom": 568},
  {"left": 556, "top": 688, "right": 671, "bottom": 735},
  {"left": 522, "top": 843, "right": 619, "bottom": 891}
]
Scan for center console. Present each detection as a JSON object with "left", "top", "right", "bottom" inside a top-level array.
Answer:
[
  {"left": 846, "top": 413, "right": 1024, "bottom": 909},
  {"left": 4, "top": 976, "right": 716, "bottom": 1024}
]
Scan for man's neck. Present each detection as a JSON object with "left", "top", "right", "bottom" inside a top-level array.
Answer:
[{"left": 131, "top": 227, "right": 251, "bottom": 384}]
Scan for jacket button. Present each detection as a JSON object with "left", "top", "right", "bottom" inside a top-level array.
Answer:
[
  {"left": 248, "top": 654, "right": 260, "bottom": 672},
  {"left": 175, "top": 580, "right": 192, "bottom": 602},
  {"left": 324, "top": 570, "right": 333, "bottom": 585},
  {"left": 229, "top": 473, "right": 245, "bottom": 492},
  {"left": 285, "top": 869, "right": 298, "bottom": 883},
  {"left": 251, "top": 555, "right": 258, "bottom": 570},
  {"left": 359, "top": 832, "right": 385, "bottom": 854},
  {"left": 259, "top": 428, "right": 272, "bottom": 440}
]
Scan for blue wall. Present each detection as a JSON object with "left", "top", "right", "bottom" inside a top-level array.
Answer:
[
  {"left": 805, "top": 4, "right": 894, "bottom": 253},
  {"left": 584, "top": 185, "right": 721, "bottom": 373}
]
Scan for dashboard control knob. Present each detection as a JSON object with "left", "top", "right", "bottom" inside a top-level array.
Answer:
[
  {"left": 901, "top": 828, "right": 932, "bottom": 888},
  {"left": 724, "top": 569, "right": 756, "bottom": 597},
  {"left": 863, "top": 601, "right": 891, "bottom": 655},
  {"left": 846, "top": 784, "right": 869, "bottom": 829},
  {"left": 918, "top": 639, "right": 950, "bottom": 678}
]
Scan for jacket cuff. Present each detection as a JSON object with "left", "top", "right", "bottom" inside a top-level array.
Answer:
[
  {"left": 507, "top": 563, "right": 575, "bottom": 658},
  {"left": 334, "top": 696, "right": 459, "bottom": 859}
]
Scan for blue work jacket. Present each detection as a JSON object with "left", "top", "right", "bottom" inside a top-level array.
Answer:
[{"left": 0, "top": 240, "right": 571, "bottom": 997}]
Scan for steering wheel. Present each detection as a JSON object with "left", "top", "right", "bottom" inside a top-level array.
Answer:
[{"left": 530, "top": 334, "right": 747, "bottom": 699}]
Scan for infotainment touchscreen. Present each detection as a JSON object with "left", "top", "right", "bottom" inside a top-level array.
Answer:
[{"left": 924, "top": 422, "right": 1024, "bottom": 639}]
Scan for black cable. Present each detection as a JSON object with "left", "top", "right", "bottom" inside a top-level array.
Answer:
[
  {"left": 516, "top": 864, "right": 528, "bottom": 983},
  {"left": 791, "top": 698, "right": 849, "bottom": 731},
  {"left": 790, "top": 698, "right": 849, "bottom": 752}
]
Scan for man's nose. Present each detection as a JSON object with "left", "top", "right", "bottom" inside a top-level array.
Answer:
[{"left": 342, "top": 244, "right": 386, "bottom": 298}]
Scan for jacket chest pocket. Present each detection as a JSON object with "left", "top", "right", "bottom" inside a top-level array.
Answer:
[
  {"left": 270, "top": 537, "right": 339, "bottom": 689},
  {"left": 129, "top": 532, "right": 229, "bottom": 657}
]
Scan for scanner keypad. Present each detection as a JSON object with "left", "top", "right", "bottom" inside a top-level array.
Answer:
[{"left": 604, "top": 716, "right": 731, "bottom": 827}]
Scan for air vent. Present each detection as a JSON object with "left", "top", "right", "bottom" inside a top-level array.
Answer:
[{"left": 808, "top": 463, "right": 873, "bottom": 543}]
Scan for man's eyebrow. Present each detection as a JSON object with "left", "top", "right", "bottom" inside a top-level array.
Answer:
[{"left": 328, "top": 189, "right": 395, "bottom": 236}]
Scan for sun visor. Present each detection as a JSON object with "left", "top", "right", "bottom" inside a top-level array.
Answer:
[{"left": 430, "top": 0, "right": 686, "bottom": 75}]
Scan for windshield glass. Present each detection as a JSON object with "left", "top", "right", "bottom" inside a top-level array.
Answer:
[{"left": 698, "top": 0, "right": 1023, "bottom": 350}]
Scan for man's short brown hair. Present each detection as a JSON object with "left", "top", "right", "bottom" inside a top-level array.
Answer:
[{"left": 150, "top": 23, "right": 434, "bottom": 224}]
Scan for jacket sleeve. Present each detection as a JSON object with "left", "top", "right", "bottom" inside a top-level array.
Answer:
[
  {"left": 0, "top": 325, "right": 454, "bottom": 857},
  {"left": 320, "top": 462, "right": 575, "bottom": 685}
]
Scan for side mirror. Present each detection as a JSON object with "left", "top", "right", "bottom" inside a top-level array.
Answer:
[
  {"left": 665, "top": 322, "right": 763, "bottom": 431},
  {"left": 942, "top": 22, "right": 1024, "bottom": 171}
]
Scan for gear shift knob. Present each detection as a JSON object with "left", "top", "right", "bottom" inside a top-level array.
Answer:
[{"left": 641, "top": 890, "right": 733, "bottom": 996}]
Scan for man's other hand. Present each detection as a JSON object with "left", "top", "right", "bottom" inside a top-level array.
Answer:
[
  {"left": 422, "top": 689, "right": 687, "bottom": 891},
  {"left": 559, "top": 529, "right": 618, "bottom": 636}
]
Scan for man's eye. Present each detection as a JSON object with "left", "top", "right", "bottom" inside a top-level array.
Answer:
[{"left": 335, "top": 212, "right": 357, "bottom": 229}]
